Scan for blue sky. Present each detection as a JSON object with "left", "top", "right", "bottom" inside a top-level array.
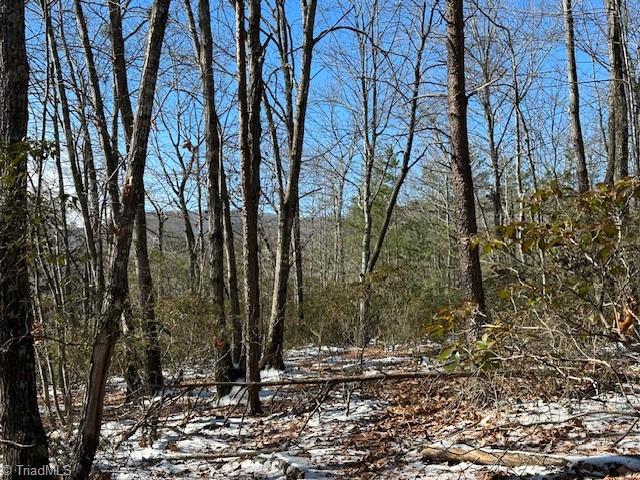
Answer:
[{"left": 22, "top": 0, "right": 628, "bottom": 223}]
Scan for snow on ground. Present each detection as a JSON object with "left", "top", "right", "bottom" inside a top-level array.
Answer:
[{"left": 86, "top": 345, "right": 640, "bottom": 479}]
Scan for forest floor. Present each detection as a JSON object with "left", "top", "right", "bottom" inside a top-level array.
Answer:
[{"left": 83, "top": 345, "right": 640, "bottom": 479}]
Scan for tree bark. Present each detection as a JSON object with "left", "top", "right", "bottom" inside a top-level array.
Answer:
[
  {"left": 71, "top": 1, "right": 170, "bottom": 477},
  {"left": 563, "top": 0, "right": 589, "bottom": 192},
  {"left": 292, "top": 208, "right": 304, "bottom": 324},
  {"left": 605, "top": 0, "right": 628, "bottom": 183},
  {"left": 236, "top": 0, "right": 263, "bottom": 415},
  {"left": 261, "top": 0, "right": 317, "bottom": 370},
  {"left": 191, "top": 0, "right": 234, "bottom": 395},
  {"left": 0, "top": 0, "right": 51, "bottom": 476},
  {"left": 445, "top": 0, "right": 487, "bottom": 333},
  {"left": 134, "top": 188, "right": 163, "bottom": 394},
  {"left": 220, "top": 158, "right": 243, "bottom": 365},
  {"left": 109, "top": 0, "right": 163, "bottom": 395}
]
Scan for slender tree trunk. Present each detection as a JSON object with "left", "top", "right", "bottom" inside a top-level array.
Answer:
[
  {"left": 220, "top": 159, "right": 243, "bottom": 365},
  {"left": 261, "top": 0, "right": 317, "bottom": 370},
  {"left": 188, "top": 0, "right": 234, "bottom": 394},
  {"left": 236, "top": 0, "right": 263, "bottom": 415},
  {"left": 445, "top": 0, "right": 487, "bottom": 334},
  {"left": 605, "top": 0, "right": 628, "bottom": 182},
  {"left": 73, "top": 0, "right": 121, "bottom": 219},
  {"left": 334, "top": 182, "right": 345, "bottom": 283},
  {"left": 71, "top": 1, "right": 170, "bottom": 477},
  {"left": 563, "top": 0, "right": 589, "bottom": 192},
  {"left": 355, "top": 1, "right": 430, "bottom": 347},
  {"left": 109, "top": 0, "right": 163, "bottom": 394},
  {"left": 292, "top": 208, "right": 304, "bottom": 323},
  {"left": 44, "top": 7, "right": 100, "bottom": 303},
  {"left": 357, "top": 5, "right": 379, "bottom": 348},
  {"left": 479, "top": 89, "right": 502, "bottom": 227},
  {"left": 195, "top": 156, "right": 206, "bottom": 295},
  {"left": 134, "top": 190, "right": 163, "bottom": 393},
  {"left": 0, "top": 1, "right": 51, "bottom": 476},
  {"left": 179, "top": 194, "right": 199, "bottom": 293}
]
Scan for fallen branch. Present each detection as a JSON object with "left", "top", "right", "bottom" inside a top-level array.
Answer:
[
  {"left": 421, "top": 443, "right": 568, "bottom": 468},
  {"left": 421, "top": 442, "right": 640, "bottom": 473},
  {"left": 165, "top": 370, "right": 472, "bottom": 390},
  {"left": 135, "top": 446, "right": 283, "bottom": 464}
]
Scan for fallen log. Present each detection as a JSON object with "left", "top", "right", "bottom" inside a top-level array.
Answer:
[
  {"left": 421, "top": 443, "right": 640, "bottom": 474},
  {"left": 421, "top": 443, "right": 568, "bottom": 468},
  {"left": 164, "top": 370, "right": 473, "bottom": 390}
]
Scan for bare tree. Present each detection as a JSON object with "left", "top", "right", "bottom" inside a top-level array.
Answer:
[
  {"left": 0, "top": 0, "right": 51, "bottom": 476},
  {"left": 71, "top": 0, "right": 171, "bottom": 476},
  {"left": 605, "top": 0, "right": 628, "bottom": 182},
  {"left": 106, "top": 0, "right": 163, "bottom": 395},
  {"left": 261, "top": 0, "right": 318, "bottom": 370},
  {"left": 42, "top": 2, "right": 103, "bottom": 311},
  {"left": 563, "top": 0, "right": 589, "bottom": 192},
  {"left": 236, "top": 0, "right": 263, "bottom": 415},
  {"left": 184, "top": 0, "right": 234, "bottom": 392},
  {"left": 467, "top": 2, "right": 509, "bottom": 227}
]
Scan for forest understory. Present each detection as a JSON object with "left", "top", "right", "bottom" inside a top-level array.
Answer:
[
  {"left": 50, "top": 344, "right": 640, "bottom": 480},
  {"left": 4, "top": 0, "right": 640, "bottom": 477}
]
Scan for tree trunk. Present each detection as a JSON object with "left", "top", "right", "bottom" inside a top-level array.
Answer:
[
  {"left": 357, "top": 19, "right": 377, "bottom": 349},
  {"left": 236, "top": 0, "right": 263, "bottom": 415},
  {"left": 261, "top": 0, "right": 317, "bottom": 370},
  {"left": 44, "top": 7, "right": 101, "bottom": 306},
  {"left": 479, "top": 89, "right": 503, "bottom": 227},
  {"left": 563, "top": 0, "right": 589, "bottom": 192},
  {"left": 109, "top": 0, "right": 163, "bottom": 395},
  {"left": 194, "top": 0, "right": 234, "bottom": 395},
  {"left": 71, "top": 1, "right": 170, "bottom": 477},
  {"left": 0, "top": 0, "right": 51, "bottom": 476},
  {"left": 134, "top": 191, "right": 163, "bottom": 393},
  {"left": 220, "top": 159, "right": 243, "bottom": 365},
  {"left": 605, "top": 0, "right": 628, "bottom": 182},
  {"left": 292, "top": 208, "right": 304, "bottom": 324},
  {"left": 333, "top": 179, "right": 345, "bottom": 282},
  {"left": 176, "top": 192, "right": 199, "bottom": 292},
  {"left": 73, "top": 0, "right": 121, "bottom": 219},
  {"left": 445, "top": 0, "right": 487, "bottom": 334}
]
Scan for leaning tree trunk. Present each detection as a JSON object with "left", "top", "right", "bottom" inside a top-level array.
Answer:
[
  {"left": 563, "top": 0, "right": 589, "bottom": 192},
  {"left": 261, "top": 0, "right": 317, "bottom": 370},
  {"left": 109, "top": 0, "right": 163, "bottom": 395},
  {"left": 70, "top": 1, "right": 170, "bottom": 477},
  {"left": 73, "top": 0, "right": 120, "bottom": 220},
  {"left": 445, "top": 0, "right": 487, "bottom": 335},
  {"left": 0, "top": 0, "right": 51, "bottom": 476}
]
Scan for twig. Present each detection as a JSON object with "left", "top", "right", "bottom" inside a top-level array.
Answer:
[
  {"left": 0, "top": 438, "right": 36, "bottom": 449},
  {"left": 294, "top": 383, "right": 335, "bottom": 440},
  {"left": 613, "top": 416, "right": 640, "bottom": 446}
]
